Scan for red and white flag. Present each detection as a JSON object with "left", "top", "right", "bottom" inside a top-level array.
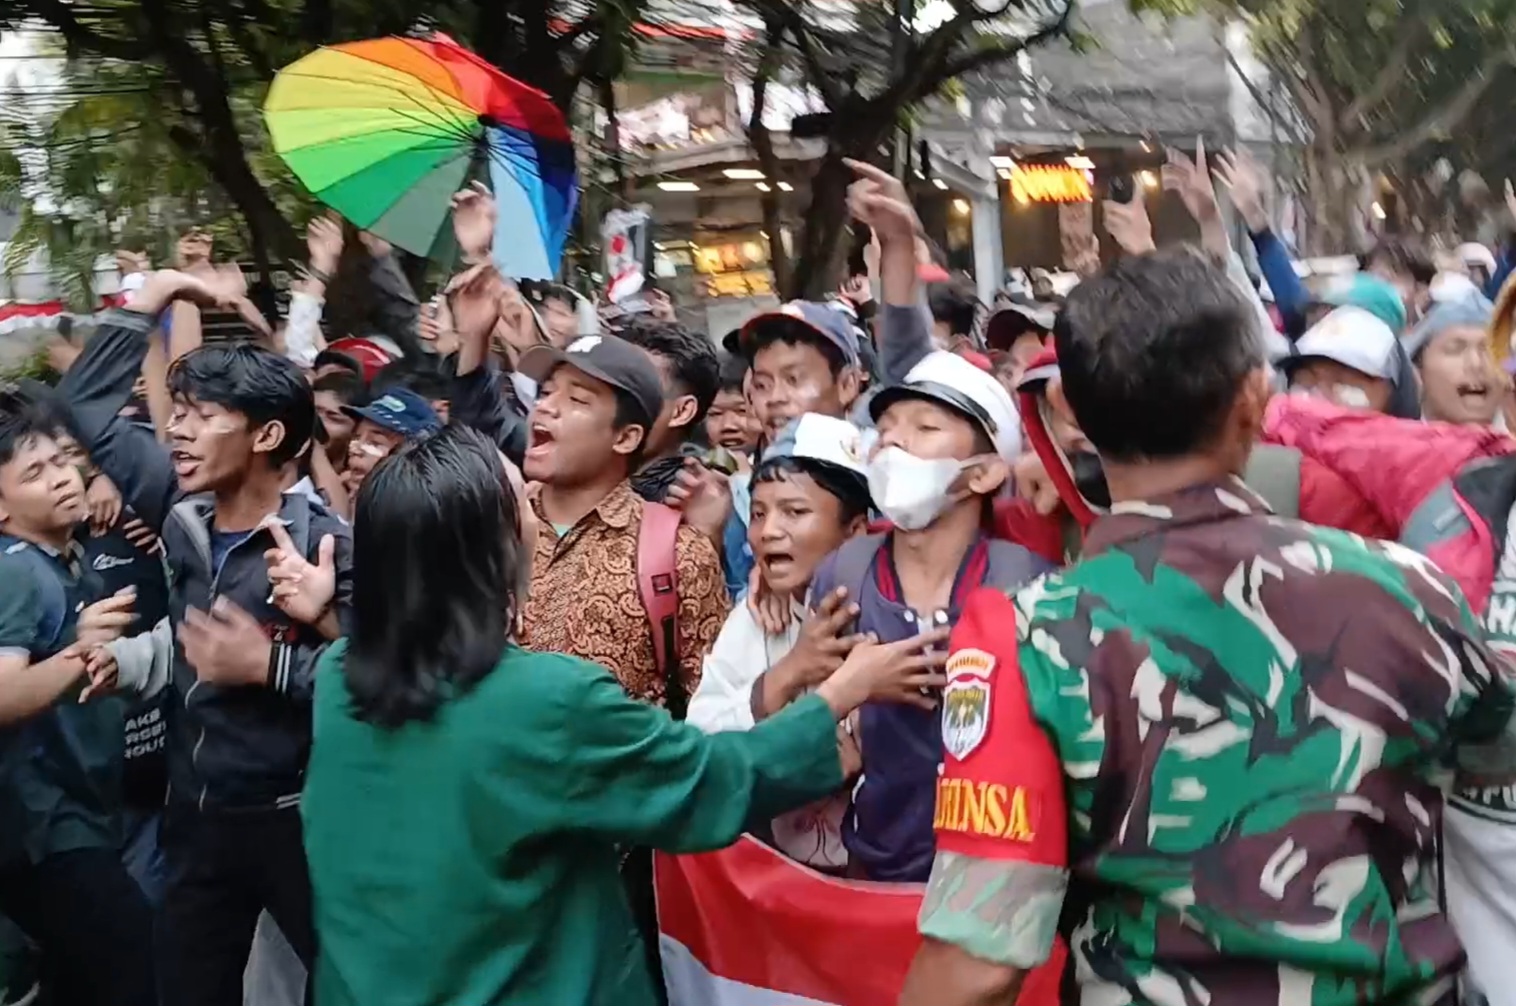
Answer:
[{"left": 656, "top": 836, "right": 1064, "bottom": 1006}]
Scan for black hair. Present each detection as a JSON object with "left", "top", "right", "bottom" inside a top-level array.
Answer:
[
  {"left": 753, "top": 456, "right": 872, "bottom": 524},
  {"left": 1360, "top": 238, "right": 1436, "bottom": 287},
  {"left": 749, "top": 320, "right": 846, "bottom": 377},
  {"left": 345, "top": 424, "right": 517, "bottom": 728},
  {"left": 0, "top": 406, "right": 52, "bottom": 470},
  {"left": 611, "top": 387, "right": 650, "bottom": 467},
  {"left": 372, "top": 359, "right": 451, "bottom": 403},
  {"left": 1057, "top": 248, "right": 1261, "bottom": 463},
  {"left": 617, "top": 317, "right": 721, "bottom": 423},
  {"left": 927, "top": 281, "right": 979, "bottom": 338},
  {"left": 313, "top": 371, "right": 369, "bottom": 409},
  {"left": 167, "top": 344, "right": 315, "bottom": 467},
  {"left": 717, "top": 353, "right": 748, "bottom": 395},
  {"left": 313, "top": 349, "right": 363, "bottom": 378}
]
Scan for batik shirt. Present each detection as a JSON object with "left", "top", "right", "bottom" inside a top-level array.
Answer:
[{"left": 921, "top": 478, "right": 1516, "bottom": 1006}]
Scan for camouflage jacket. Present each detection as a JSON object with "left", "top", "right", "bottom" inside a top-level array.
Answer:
[{"left": 923, "top": 478, "right": 1516, "bottom": 1006}]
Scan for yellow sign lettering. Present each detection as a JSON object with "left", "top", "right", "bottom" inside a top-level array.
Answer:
[{"left": 1009, "top": 165, "right": 1093, "bottom": 204}]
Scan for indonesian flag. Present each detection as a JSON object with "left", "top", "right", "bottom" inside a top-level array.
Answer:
[{"left": 656, "top": 836, "right": 1065, "bottom": 1006}]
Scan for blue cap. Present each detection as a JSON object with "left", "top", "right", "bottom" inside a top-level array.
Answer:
[
  {"left": 738, "top": 300, "right": 861, "bottom": 366},
  {"left": 343, "top": 388, "right": 441, "bottom": 438},
  {"left": 1403, "top": 295, "right": 1494, "bottom": 360}
]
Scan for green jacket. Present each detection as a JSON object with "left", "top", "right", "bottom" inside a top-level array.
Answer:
[{"left": 302, "top": 640, "right": 844, "bottom": 1006}]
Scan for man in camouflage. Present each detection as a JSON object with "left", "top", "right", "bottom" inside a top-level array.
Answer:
[{"left": 900, "top": 249, "right": 1516, "bottom": 1006}]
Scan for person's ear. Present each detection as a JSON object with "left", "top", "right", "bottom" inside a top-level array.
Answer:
[
  {"left": 668, "top": 393, "right": 698, "bottom": 431},
  {"left": 252, "top": 420, "right": 287, "bottom": 458},
  {"left": 1229, "top": 367, "right": 1272, "bottom": 457},
  {"left": 843, "top": 512, "right": 870, "bottom": 538},
  {"left": 611, "top": 423, "right": 647, "bottom": 459},
  {"left": 837, "top": 367, "right": 862, "bottom": 409},
  {"left": 963, "top": 455, "right": 1009, "bottom": 497}
]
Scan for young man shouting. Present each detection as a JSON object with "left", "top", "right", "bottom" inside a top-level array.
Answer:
[{"left": 57, "top": 269, "right": 354, "bottom": 1006}]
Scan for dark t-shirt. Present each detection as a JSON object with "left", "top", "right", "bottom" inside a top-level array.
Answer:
[
  {"left": 0, "top": 537, "right": 123, "bottom": 865},
  {"left": 84, "top": 513, "right": 170, "bottom": 810}
]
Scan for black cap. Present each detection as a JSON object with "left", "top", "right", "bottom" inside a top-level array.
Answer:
[{"left": 518, "top": 335, "right": 665, "bottom": 429}]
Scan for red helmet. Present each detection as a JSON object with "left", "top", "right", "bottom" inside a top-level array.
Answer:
[{"left": 323, "top": 337, "right": 394, "bottom": 382}]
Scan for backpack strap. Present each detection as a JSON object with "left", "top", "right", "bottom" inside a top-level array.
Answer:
[
  {"left": 819, "top": 534, "right": 887, "bottom": 620},
  {"left": 1242, "top": 445, "right": 1302, "bottom": 519},
  {"left": 0, "top": 535, "right": 70, "bottom": 655},
  {"left": 637, "top": 501, "right": 685, "bottom": 717}
]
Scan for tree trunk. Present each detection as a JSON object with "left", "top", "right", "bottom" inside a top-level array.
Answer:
[
  {"left": 789, "top": 151, "right": 856, "bottom": 300},
  {"left": 747, "top": 31, "right": 792, "bottom": 298},
  {"left": 600, "top": 77, "right": 629, "bottom": 203}
]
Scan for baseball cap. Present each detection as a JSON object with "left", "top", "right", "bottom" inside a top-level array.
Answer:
[
  {"left": 1279, "top": 306, "right": 1400, "bottom": 384},
  {"left": 761, "top": 413, "right": 868, "bottom": 477},
  {"left": 1459, "top": 242, "right": 1497, "bottom": 275},
  {"left": 342, "top": 387, "right": 441, "bottom": 438},
  {"left": 869, "top": 350, "right": 1021, "bottom": 462},
  {"left": 1313, "top": 273, "right": 1407, "bottom": 334},
  {"left": 518, "top": 334, "right": 665, "bottom": 429},
  {"left": 737, "top": 300, "right": 861, "bottom": 367}
]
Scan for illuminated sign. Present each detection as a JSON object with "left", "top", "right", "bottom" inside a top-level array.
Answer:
[{"left": 1009, "top": 164, "right": 1093, "bottom": 204}]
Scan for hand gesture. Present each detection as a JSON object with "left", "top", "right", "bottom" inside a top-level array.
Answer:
[
  {"left": 746, "top": 566, "right": 794, "bottom": 635},
  {"left": 446, "top": 262, "right": 510, "bottom": 348},
  {"left": 784, "top": 587, "right": 867, "bottom": 688},
  {"left": 451, "top": 181, "right": 497, "bottom": 263},
  {"left": 819, "top": 626, "right": 951, "bottom": 716},
  {"left": 840, "top": 273, "right": 873, "bottom": 307},
  {"left": 1213, "top": 148, "right": 1268, "bottom": 233},
  {"left": 664, "top": 459, "right": 733, "bottom": 543},
  {"left": 121, "top": 517, "right": 162, "bottom": 556},
  {"left": 86, "top": 473, "right": 123, "bottom": 537},
  {"left": 79, "top": 647, "right": 119, "bottom": 703},
  {"left": 181, "top": 598, "right": 272, "bottom": 687},
  {"left": 306, "top": 212, "right": 345, "bottom": 276},
  {"left": 77, "top": 588, "right": 136, "bottom": 647},
  {"left": 1102, "top": 196, "right": 1155, "bottom": 256},
  {"left": 264, "top": 523, "right": 337, "bottom": 627},
  {"left": 1013, "top": 450, "right": 1062, "bottom": 516},
  {"left": 420, "top": 296, "right": 460, "bottom": 356},
  {"left": 1162, "top": 138, "right": 1220, "bottom": 224},
  {"left": 844, "top": 158, "right": 919, "bottom": 242}
]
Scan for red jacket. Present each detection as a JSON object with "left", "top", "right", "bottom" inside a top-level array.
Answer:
[{"left": 1264, "top": 396, "right": 1516, "bottom": 613}]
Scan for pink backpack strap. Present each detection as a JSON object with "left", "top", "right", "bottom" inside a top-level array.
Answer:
[{"left": 637, "top": 501, "right": 685, "bottom": 716}]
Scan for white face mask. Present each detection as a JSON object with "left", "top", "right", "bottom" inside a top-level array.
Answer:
[{"left": 866, "top": 446, "right": 966, "bottom": 531}]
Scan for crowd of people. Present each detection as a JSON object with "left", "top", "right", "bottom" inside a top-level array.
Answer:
[{"left": 4, "top": 136, "right": 1516, "bottom": 1006}]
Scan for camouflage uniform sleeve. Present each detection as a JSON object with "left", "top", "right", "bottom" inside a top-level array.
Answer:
[{"left": 919, "top": 588, "right": 1068, "bottom": 968}]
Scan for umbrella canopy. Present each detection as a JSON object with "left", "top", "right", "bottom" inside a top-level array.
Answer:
[{"left": 265, "top": 34, "right": 578, "bottom": 280}]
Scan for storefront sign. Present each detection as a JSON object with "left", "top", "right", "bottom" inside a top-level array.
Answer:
[{"left": 1010, "top": 165, "right": 1092, "bottom": 204}]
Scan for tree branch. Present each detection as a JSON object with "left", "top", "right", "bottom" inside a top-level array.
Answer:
[
  {"left": 1355, "top": 45, "right": 1516, "bottom": 166},
  {"left": 929, "top": 0, "right": 1074, "bottom": 91},
  {"left": 19, "top": 0, "right": 152, "bottom": 62},
  {"left": 1224, "top": 47, "right": 1307, "bottom": 144},
  {"left": 1337, "top": 18, "right": 1427, "bottom": 130},
  {"left": 747, "top": 0, "right": 843, "bottom": 108}
]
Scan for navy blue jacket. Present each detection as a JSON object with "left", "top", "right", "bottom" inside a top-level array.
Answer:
[{"left": 58, "top": 310, "right": 353, "bottom": 812}]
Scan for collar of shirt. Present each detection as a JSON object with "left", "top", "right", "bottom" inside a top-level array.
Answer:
[
  {"left": 873, "top": 532, "right": 992, "bottom": 612},
  {"left": 1082, "top": 476, "right": 1272, "bottom": 557},
  {"left": 530, "top": 479, "right": 640, "bottom": 540}
]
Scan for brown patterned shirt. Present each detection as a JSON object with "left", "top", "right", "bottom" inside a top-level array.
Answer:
[{"left": 521, "top": 480, "right": 729, "bottom": 706}]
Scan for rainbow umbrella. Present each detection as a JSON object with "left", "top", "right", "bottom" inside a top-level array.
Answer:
[{"left": 264, "top": 34, "right": 577, "bottom": 280}]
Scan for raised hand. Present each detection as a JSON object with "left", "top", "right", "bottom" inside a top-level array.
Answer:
[
  {"left": 1163, "top": 138, "right": 1220, "bottom": 224},
  {"left": 1214, "top": 148, "right": 1269, "bottom": 233},
  {"left": 307, "top": 212, "right": 345, "bottom": 277},
  {"left": 844, "top": 158, "right": 918, "bottom": 242},
  {"left": 1102, "top": 196, "right": 1155, "bottom": 256},
  {"left": 451, "top": 180, "right": 497, "bottom": 263},
  {"left": 264, "top": 522, "right": 337, "bottom": 627}
]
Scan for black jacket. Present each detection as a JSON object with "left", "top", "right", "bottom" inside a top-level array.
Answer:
[
  {"left": 59, "top": 310, "right": 354, "bottom": 812},
  {"left": 451, "top": 361, "right": 529, "bottom": 467}
]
